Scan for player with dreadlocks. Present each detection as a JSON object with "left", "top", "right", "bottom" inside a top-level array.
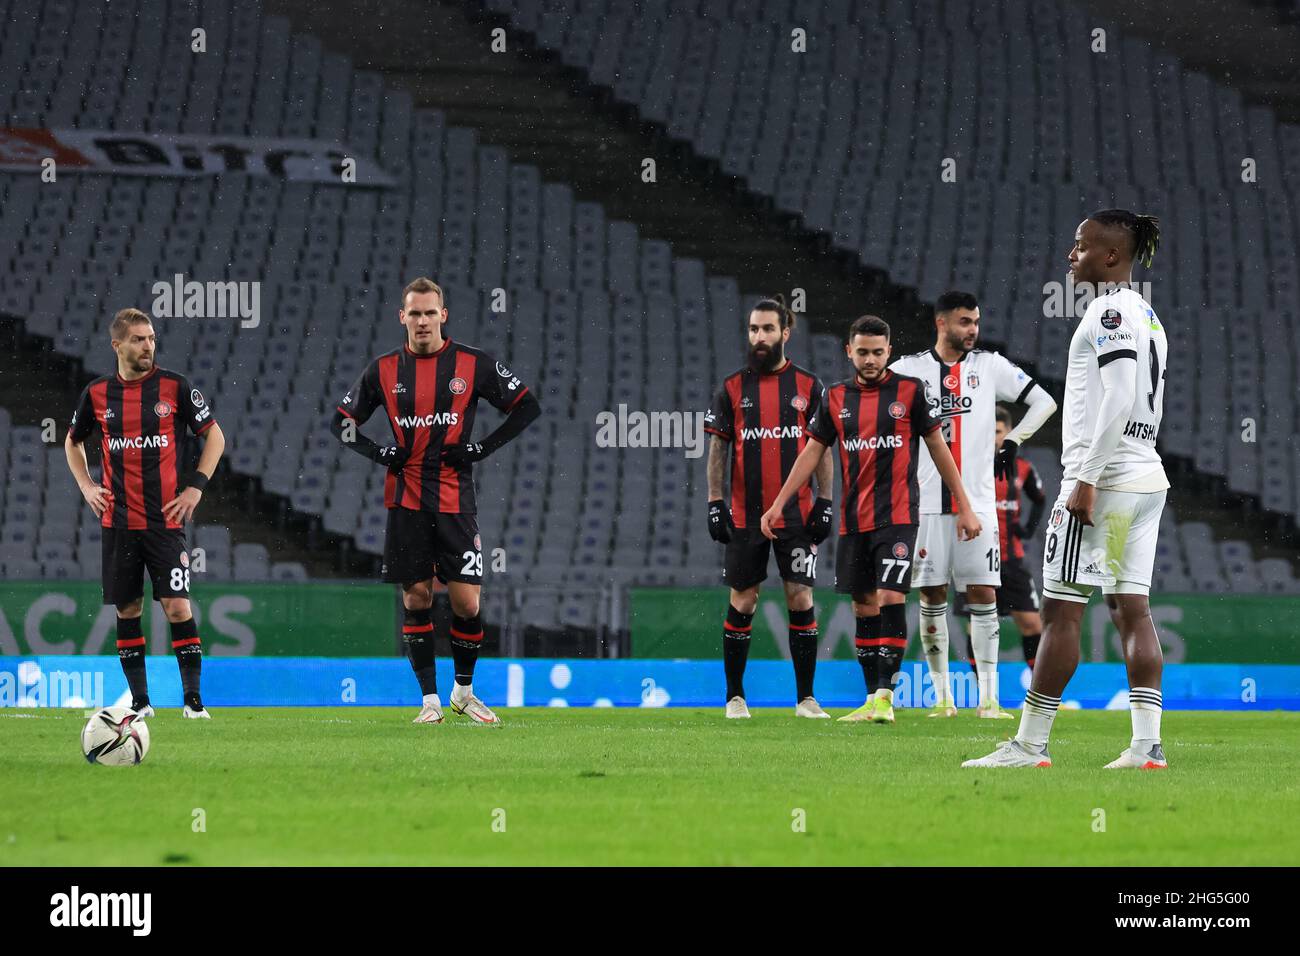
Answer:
[{"left": 965, "top": 209, "right": 1171, "bottom": 769}]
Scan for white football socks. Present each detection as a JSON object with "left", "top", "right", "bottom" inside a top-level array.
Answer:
[
  {"left": 967, "top": 601, "right": 1000, "bottom": 706},
  {"left": 1017, "top": 689, "right": 1061, "bottom": 749},
  {"left": 451, "top": 683, "right": 472, "bottom": 705},
  {"left": 919, "top": 599, "right": 951, "bottom": 705},
  {"left": 1129, "top": 686, "right": 1162, "bottom": 749}
]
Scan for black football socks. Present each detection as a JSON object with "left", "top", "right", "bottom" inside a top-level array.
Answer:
[
  {"left": 723, "top": 604, "right": 753, "bottom": 701},
  {"left": 788, "top": 606, "right": 819, "bottom": 702},
  {"left": 170, "top": 617, "right": 203, "bottom": 709},
  {"left": 402, "top": 607, "right": 438, "bottom": 695},
  {"left": 450, "top": 613, "right": 484, "bottom": 686},
  {"left": 116, "top": 615, "right": 149, "bottom": 708}
]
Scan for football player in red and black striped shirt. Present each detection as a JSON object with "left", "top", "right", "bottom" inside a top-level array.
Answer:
[
  {"left": 332, "top": 278, "right": 540, "bottom": 725},
  {"left": 65, "top": 308, "right": 226, "bottom": 719},
  {"left": 761, "top": 315, "right": 980, "bottom": 723},
  {"left": 956, "top": 406, "right": 1047, "bottom": 668},
  {"left": 703, "top": 295, "right": 835, "bottom": 719}
]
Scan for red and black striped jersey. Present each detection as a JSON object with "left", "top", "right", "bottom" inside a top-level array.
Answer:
[
  {"left": 995, "top": 457, "right": 1044, "bottom": 561},
  {"left": 337, "top": 337, "right": 529, "bottom": 514},
  {"left": 703, "top": 361, "right": 824, "bottom": 530},
  {"left": 806, "top": 370, "right": 939, "bottom": 534},
  {"left": 69, "top": 366, "right": 216, "bottom": 530}
]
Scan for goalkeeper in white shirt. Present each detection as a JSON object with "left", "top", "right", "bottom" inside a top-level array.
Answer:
[{"left": 965, "top": 209, "right": 1169, "bottom": 770}]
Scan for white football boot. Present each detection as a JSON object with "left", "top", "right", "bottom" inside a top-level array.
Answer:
[
  {"left": 1103, "top": 742, "right": 1168, "bottom": 770},
  {"left": 725, "top": 696, "right": 751, "bottom": 719},
  {"left": 412, "top": 694, "right": 444, "bottom": 724},
  {"left": 450, "top": 687, "right": 501, "bottom": 724},
  {"left": 961, "top": 738, "right": 1052, "bottom": 768},
  {"left": 182, "top": 705, "right": 211, "bottom": 719},
  {"left": 795, "top": 697, "right": 831, "bottom": 719}
]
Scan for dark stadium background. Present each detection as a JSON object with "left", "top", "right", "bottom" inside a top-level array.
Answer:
[{"left": 1, "top": 0, "right": 1298, "bottom": 668}]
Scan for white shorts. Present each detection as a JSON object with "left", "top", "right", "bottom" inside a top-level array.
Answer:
[
  {"left": 912, "top": 512, "right": 1001, "bottom": 591},
  {"left": 1041, "top": 483, "right": 1166, "bottom": 604}
]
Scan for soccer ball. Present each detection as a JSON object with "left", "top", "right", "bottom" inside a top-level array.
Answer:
[{"left": 81, "top": 707, "right": 151, "bottom": 766}]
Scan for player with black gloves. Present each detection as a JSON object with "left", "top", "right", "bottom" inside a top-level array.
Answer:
[
  {"left": 703, "top": 294, "right": 834, "bottom": 719},
  {"left": 331, "top": 277, "right": 540, "bottom": 726}
]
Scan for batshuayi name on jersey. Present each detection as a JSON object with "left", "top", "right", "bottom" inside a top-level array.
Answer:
[
  {"left": 1059, "top": 289, "right": 1168, "bottom": 488},
  {"left": 888, "top": 349, "right": 1035, "bottom": 514}
]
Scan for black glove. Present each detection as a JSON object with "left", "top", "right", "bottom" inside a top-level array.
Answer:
[
  {"left": 994, "top": 439, "right": 1018, "bottom": 481},
  {"left": 806, "top": 497, "right": 834, "bottom": 544},
  {"left": 375, "top": 445, "right": 410, "bottom": 470},
  {"left": 442, "top": 442, "right": 488, "bottom": 469},
  {"left": 707, "top": 499, "right": 733, "bottom": 543}
]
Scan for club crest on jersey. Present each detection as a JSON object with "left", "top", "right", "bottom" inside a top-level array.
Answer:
[
  {"left": 154, "top": 401, "right": 172, "bottom": 418},
  {"left": 179, "top": 551, "right": 189, "bottom": 568},
  {"left": 1100, "top": 309, "right": 1122, "bottom": 330},
  {"left": 449, "top": 377, "right": 468, "bottom": 395},
  {"left": 1051, "top": 507, "right": 1066, "bottom": 528},
  {"left": 892, "top": 542, "right": 909, "bottom": 559},
  {"left": 918, "top": 547, "right": 927, "bottom": 559},
  {"left": 791, "top": 395, "right": 807, "bottom": 411},
  {"left": 943, "top": 373, "right": 959, "bottom": 390},
  {"left": 888, "top": 400, "right": 907, "bottom": 419},
  {"left": 966, "top": 372, "right": 979, "bottom": 389}
]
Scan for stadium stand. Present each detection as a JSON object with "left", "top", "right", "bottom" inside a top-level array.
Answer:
[{"left": 1, "top": 0, "right": 1297, "bottom": 644}]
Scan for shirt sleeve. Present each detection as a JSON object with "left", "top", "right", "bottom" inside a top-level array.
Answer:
[
  {"left": 476, "top": 354, "right": 530, "bottom": 414},
  {"left": 803, "top": 378, "right": 826, "bottom": 431},
  {"left": 337, "top": 360, "right": 383, "bottom": 424},
  {"left": 703, "top": 383, "right": 735, "bottom": 442},
  {"left": 806, "top": 388, "right": 838, "bottom": 446},
  {"left": 911, "top": 379, "right": 941, "bottom": 435},
  {"left": 69, "top": 386, "right": 97, "bottom": 443},
  {"left": 1085, "top": 300, "right": 1140, "bottom": 369},
  {"left": 992, "top": 352, "right": 1037, "bottom": 404},
  {"left": 178, "top": 376, "right": 216, "bottom": 435}
]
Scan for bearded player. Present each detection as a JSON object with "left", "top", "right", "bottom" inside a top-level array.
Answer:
[
  {"left": 704, "top": 294, "right": 835, "bottom": 719},
  {"left": 890, "top": 291, "right": 1057, "bottom": 718},
  {"left": 65, "top": 308, "right": 226, "bottom": 719},
  {"left": 761, "top": 316, "right": 980, "bottom": 725},
  {"left": 332, "top": 278, "right": 541, "bottom": 724},
  {"left": 965, "top": 210, "right": 1168, "bottom": 769}
]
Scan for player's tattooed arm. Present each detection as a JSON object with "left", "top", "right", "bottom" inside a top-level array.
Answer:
[
  {"left": 705, "top": 435, "right": 733, "bottom": 543},
  {"left": 923, "top": 429, "right": 981, "bottom": 541},
  {"left": 64, "top": 431, "right": 111, "bottom": 518},
  {"left": 706, "top": 434, "right": 728, "bottom": 500}
]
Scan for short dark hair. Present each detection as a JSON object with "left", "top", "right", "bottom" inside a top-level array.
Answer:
[
  {"left": 1089, "top": 209, "right": 1161, "bottom": 269},
  {"left": 752, "top": 293, "right": 795, "bottom": 331},
  {"left": 848, "top": 315, "right": 890, "bottom": 342},
  {"left": 935, "top": 290, "right": 978, "bottom": 314},
  {"left": 995, "top": 405, "right": 1013, "bottom": 427},
  {"left": 110, "top": 307, "right": 152, "bottom": 341}
]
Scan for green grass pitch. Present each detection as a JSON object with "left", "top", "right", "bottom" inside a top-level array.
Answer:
[{"left": 2, "top": 708, "right": 1298, "bottom": 866}]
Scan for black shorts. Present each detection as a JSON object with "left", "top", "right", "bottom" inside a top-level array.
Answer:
[
  {"left": 101, "top": 527, "right": 191, "bottom": 606},
  {"left": 722, "top": 527, "right": 819, "bottom": 591},
  {"left": 382, "top": 508, "right": 482, "bottom": 586},
  {"left": 834, "top": 524, "right": 918, "bottom": 596},
  {"left": 953, "top": 557, "right": 1041, "bottom": 616}
]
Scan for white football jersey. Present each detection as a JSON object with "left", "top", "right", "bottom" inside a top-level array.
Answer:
[
  {"left": 889, "top": 348, "right": 1036, "bottom": 514},
  {"left": 1061, "top": 288, "right": 1168, "bottom": 489}
]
